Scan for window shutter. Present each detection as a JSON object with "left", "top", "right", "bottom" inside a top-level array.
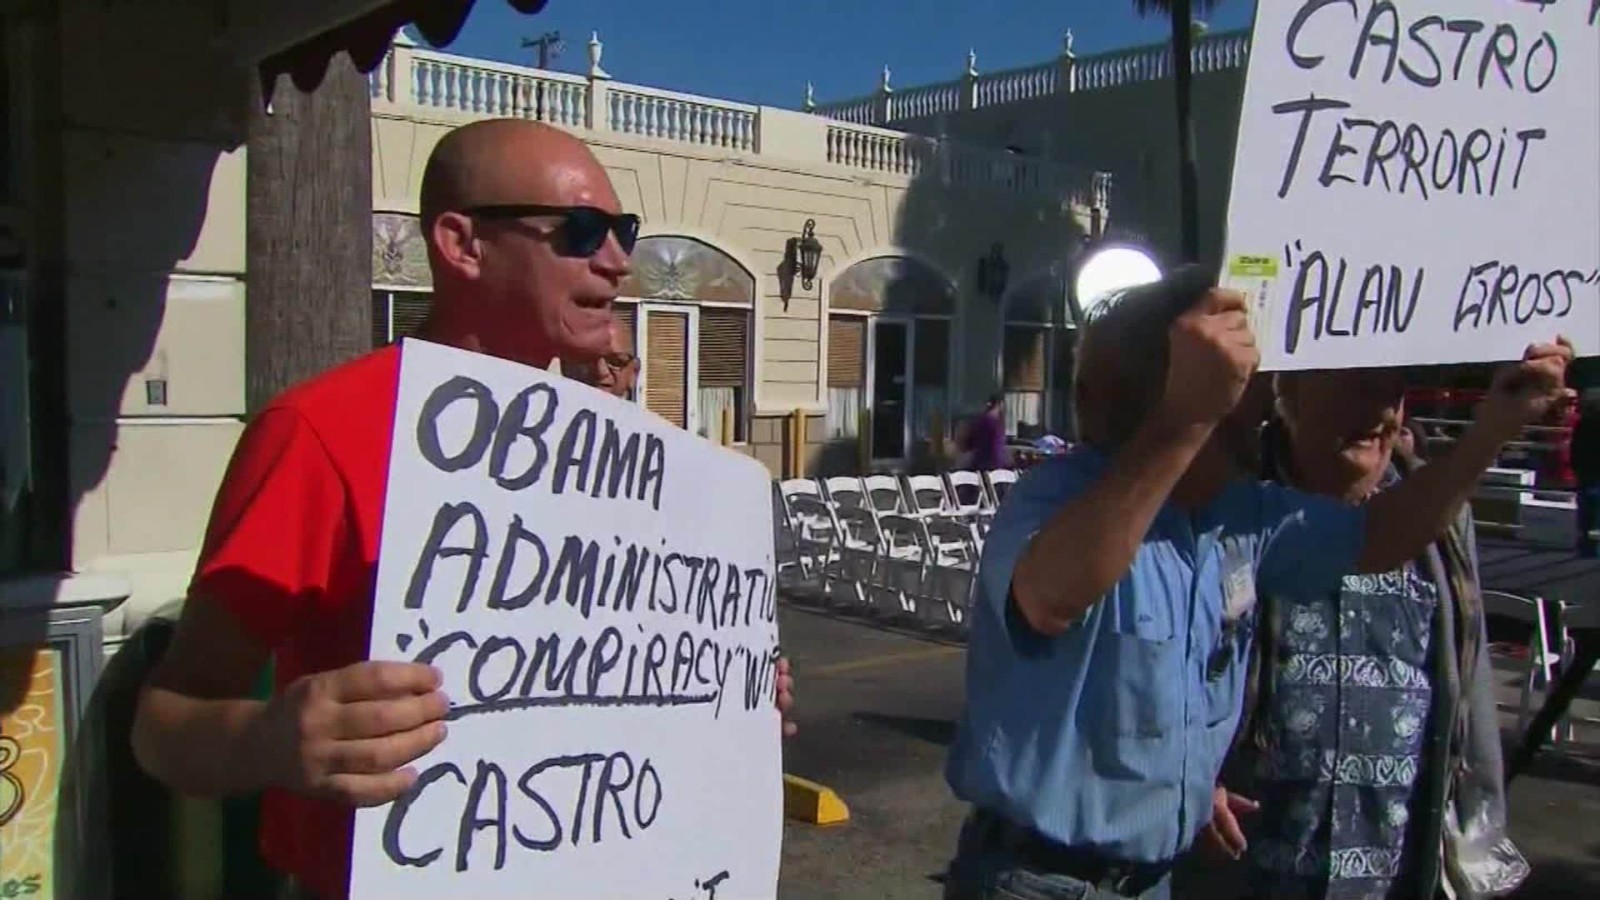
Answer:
[
  {"left": 913, "top": 318, "right": 949, "bottom": 386},
  {"left": 699, "top": 307, "right": 748, "bottom": 388},
  {"left": 613, "top": 303, "right": 637, "bottom": 354},
  {"left": 645, "top": 310, "right": 688, "bottom": 428},
  {"left": 1003, "top": 326, "right": 1046, "bottom": 391},
  {"left": 391, "top": 292, "right": 432, "bottom": 341},
  {"left": 828, "top": 315, "right": 865, "bottom": 388}
]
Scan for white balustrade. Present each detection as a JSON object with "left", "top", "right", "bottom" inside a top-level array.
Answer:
[
  {"left": 607, "top": 86, "right": 758, "bottom": 152},
  {"left": 813, "top": 30, "right": 1252, "bottom": 125},
  {"left": 366, "top": 43, "right": 1111, "bottom": 211},
  {"left": 891, "top": 80, "right": 962, "bottom": 121},
  {"left": 825, "top": 123, "right": 935, "bottom": 176},
  {"left": 374, "top": 48, "right": 591, "bottom": 127},
  {"left": 973, "top": 62, "right": 1056, "bottom": 108}
]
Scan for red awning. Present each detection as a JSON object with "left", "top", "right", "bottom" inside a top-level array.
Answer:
[{"left": 259, "top": 0, "right": 550, "bottom": 97}]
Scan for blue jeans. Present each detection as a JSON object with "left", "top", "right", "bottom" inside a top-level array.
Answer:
[
  {"left": 944, "top": 813, "right": 1172, "bottom": 900},
  {"left": 1578, "top": 483, "right": 1600, "bottom": 558}
]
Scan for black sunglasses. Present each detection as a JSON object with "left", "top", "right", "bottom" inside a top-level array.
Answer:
[{"left": 462, "top": 204, "right": 641, "bottom": 257}]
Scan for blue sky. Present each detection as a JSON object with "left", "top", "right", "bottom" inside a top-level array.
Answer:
[{"left": 433, "top": 0, "right": 1257, "bottom": 108}]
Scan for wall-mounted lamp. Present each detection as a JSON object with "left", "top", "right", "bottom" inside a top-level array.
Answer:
[
  {"left": 977, "top": 242, "right": 1009, "bottom": 301},
  {"left": 783, "top": 219, "right": 823, "bottom": 291}
]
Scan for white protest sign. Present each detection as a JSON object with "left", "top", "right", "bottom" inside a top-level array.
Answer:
[
  {"left": 350, "top": 339, "right": 783, "bottom": 900},
  {"left": 1222, "top": 0, "right": 1600, "bottom": 371}
]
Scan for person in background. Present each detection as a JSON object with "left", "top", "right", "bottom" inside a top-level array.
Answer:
[
  {"left": 1396, "top": 417, "right": 1429, "bottom": 464},
  {"left": 1207, "top": 368, "right": 1527, "bottom": 900},
  {"left": 565, "top": 314, "right": 640, "bottom": 400},
  {"left": 1572, "top": 389, "right": 1600, "bottom": 558},
  {"left": 958, "top": 393, "right": 1011, "bottom": 472},
  {"left": 131, "top": 120, "right": 794, "bottom": 900},
  {"left": 941, "top": 270, "right": 1571, "bottom": 900}
]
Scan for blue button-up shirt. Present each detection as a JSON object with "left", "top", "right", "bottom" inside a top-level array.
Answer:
[{"left": 946, "top": 447, "right": 1366, "bottom": 864}]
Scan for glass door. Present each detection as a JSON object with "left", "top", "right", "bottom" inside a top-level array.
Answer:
[{"left": 871, "top": 319, "right": 909, "bottom": 462}]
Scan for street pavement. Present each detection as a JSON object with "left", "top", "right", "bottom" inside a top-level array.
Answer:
[{"left": 773, "top": 600, "right": 1600, "bottom": 899}]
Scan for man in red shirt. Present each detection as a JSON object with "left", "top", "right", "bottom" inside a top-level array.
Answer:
[{"left": 131, "top": 119, "right": 794, "bottom": 900}]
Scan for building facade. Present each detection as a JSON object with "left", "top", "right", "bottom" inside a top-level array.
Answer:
[
  {"left": 368, "top": 32, "right": 1110, "bottom": 479},
  {"left": 813, "top": 30, "right": 1253, "bottom": 270}
]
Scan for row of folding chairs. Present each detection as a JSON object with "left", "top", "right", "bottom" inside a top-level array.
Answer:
[{"left": 772, "top": 470, "right": 1021, "bottom": 628}]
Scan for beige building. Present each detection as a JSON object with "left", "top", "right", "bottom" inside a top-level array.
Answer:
[
  {"left": 0, "top": 15, "right": 1113, "bottom": 651},
  {"left": 368, "top": 31, "right": 1111, "bottom": 480},
  {"left": 813, "top": 29, "right": 1253, "bottom": 269}
]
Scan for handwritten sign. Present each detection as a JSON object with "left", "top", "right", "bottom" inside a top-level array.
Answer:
[
  {"left": 1223, "top": 0, "right": 1600, "bottom": 371},
  {"left": 350, "top": 340, "right": 783, "bottom": 899},
  {"left": 0, "top": 646, "right": 65, "bottom": 900}
]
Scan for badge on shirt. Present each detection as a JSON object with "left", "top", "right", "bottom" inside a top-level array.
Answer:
[{"left": 1223, "top": 557, "right": 1257, "bottom": 622}]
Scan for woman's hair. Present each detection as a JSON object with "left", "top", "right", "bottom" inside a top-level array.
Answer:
[{"left": 1401, "top": 419, "right": 1429, "bottom": 462}]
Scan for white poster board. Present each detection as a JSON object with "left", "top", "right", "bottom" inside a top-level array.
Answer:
[
  {"left": 1223, "top": 0, "right": 1600, "bottom": 371},
  {"left": 350, "top": 339, "right": 783, "bottom": 899}
]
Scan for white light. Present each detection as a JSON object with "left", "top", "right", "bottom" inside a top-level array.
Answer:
[{"left": 1073, "top": 247, "right": 1163, "bottom": 320}]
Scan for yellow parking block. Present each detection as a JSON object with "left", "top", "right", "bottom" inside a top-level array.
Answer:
[{"left": 783, "top": 773, "right": 850, "bottom": 825}]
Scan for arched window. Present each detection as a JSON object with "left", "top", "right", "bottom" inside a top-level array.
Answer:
[
  {"left": 828, "top": 255, "right": 956, "bottom": 463},
  {"left": 618, "top": 236, "right": 755, "bottom": 443}
]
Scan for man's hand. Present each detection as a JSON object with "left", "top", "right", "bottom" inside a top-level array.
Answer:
[
  {"left": 1199, "top": 787, "right": 1260, "bottom": 861},
  {"left": 776, "top": 656, "right": 797, "bottom": 738},
  {"left": 251, "top": 661, "right": 450, "bottom": 808},
  {"left": 1477, "top": 337, "right": 1576, "bottom": 440},
  {"left": 1157, "top": 289, "right": 1260, "bottom": 431}
]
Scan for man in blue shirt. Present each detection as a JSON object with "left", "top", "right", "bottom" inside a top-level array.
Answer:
[{"left": 943, "top": 282, "right": 1573, "bottom": 899}]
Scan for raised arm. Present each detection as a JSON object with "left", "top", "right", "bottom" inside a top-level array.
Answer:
[
  {"left": 1358, "top": 339, "right": 1574, "bottom": 574},
  {"left": 1012, "top": 289, "right": 1258, "bottom": 635}
]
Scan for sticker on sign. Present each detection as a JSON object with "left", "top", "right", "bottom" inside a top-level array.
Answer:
[
  {"left": 1223, "top": 0, "right": 1599, "bottom": 371},
  {"left": 349, "top": 339, "right": 783, "bottom": 899}
]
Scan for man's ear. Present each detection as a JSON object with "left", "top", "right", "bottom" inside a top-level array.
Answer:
[{"left": 431, "top": 212, "right": 483, "bottom": 279}]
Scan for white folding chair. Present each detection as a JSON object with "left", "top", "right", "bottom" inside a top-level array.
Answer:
[
  {"left": 985, "top": 468, "right": 1019, "bottom": 508},
  {"left": 860, "top": 473, "right": 908, "bottom": 517},
  {"left": 900, "top": 473, "right": 951, "bottom": 517},
  {"left": 944, "top": 470, "right": 988, "bottom": 517},
  {"left": 774, "top": 479, "right": 836, "bottom": 591},
  {"left": 920, "top": 515, "right": 984, "bottom": 626},
  {"left": 828, "top": 504, "right": 882, "bottom": 609},
  {"left": 821, "top": 475, "right": 867, "bottom": 510},
  {"left": 875, "top": 513, "right": 932, "bottom": 617},
  {"left": 1482, "top": 589, "right": 1570, "bottom": 742}
]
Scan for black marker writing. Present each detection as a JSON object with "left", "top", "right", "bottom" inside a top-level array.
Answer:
[
  {"left": 1281, "top": 240, "right": 1422, "bottom": 355},
  {"left": 1453, "top": 261, "right": 1597, "bottom": 331},
  {"left": 414, "top": 374, "right": 667, "bottom": 510},
  {"left": 1285, "top": 0, "right": 1562, "bottom": 93},
  {"left": 1274, "top": 94, "right": 1547, "bottom": 200},
  {"left": 403, "top": 510, "right": 775, "bottom": 626},
  {"left": 382, "top": 750, "right": 664, "bottom": 872},
  {"left": 407, "top": 621, "right": 778, "bottom": 720}
]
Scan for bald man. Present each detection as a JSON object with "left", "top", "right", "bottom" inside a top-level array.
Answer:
[{"left": 131, "top": 120, "right": 793, "bottom": 900}]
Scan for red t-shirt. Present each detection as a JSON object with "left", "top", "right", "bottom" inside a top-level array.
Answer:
[{"left": 191, "top": 344, "right": 401, "bottom": 900}]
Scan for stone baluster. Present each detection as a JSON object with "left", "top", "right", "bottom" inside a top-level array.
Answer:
[
  {"left": 874, "top": 65, "right": 893, "bottom": 125},
  {"left": 961, "top": 49, "right": 979, "bottom": 111},
  {"left": 1058, "top": 29, "right": 1077, "bottom": 93},
  {"left": 384, "top": 28, "right": 418, "bottom": 104},
  {"left": 586, "top": 31, "right": 612, "bottom": 131}
]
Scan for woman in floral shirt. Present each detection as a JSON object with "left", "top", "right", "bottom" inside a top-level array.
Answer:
[{"left": 1215, "top": 368, "right": 1528, "bottom": 900}]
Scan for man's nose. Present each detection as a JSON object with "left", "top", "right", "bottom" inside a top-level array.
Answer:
[{"left": 591, "top": 231, "right": 632, "bottom": 279}]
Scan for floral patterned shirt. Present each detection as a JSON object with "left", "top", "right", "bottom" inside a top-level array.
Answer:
[{"left": 1245, "top": 541, "right": 1439, "bottom": 899}]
